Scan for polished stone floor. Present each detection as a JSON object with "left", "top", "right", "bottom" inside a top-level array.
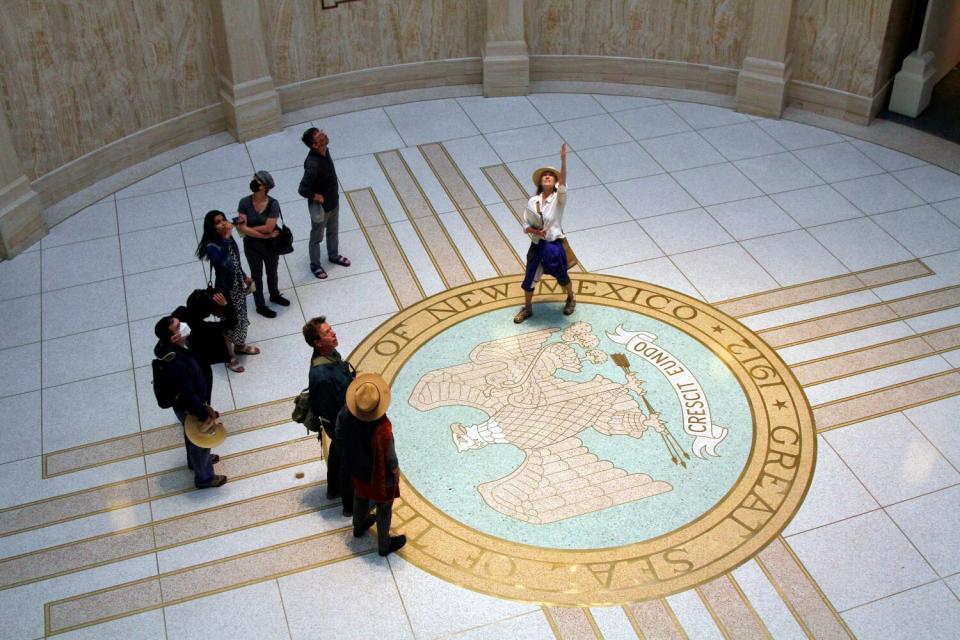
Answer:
[{"left": 1, "top": 91, "right": 960, "bottom": 639}]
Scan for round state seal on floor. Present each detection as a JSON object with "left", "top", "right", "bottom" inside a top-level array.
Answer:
[{"left": 349, "top": 274, "right": 815, "bottom": 606}]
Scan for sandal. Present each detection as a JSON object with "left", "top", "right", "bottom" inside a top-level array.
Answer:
[
  {"left": 235, "top": 345, "right": 261, "bottom": 355},
  {"left": 311, "top": 264, "right": 328, "bottom": 279},
  {"left": 513, "top": 307, "right": 533, "bottom": 324},
  {"left": 329, "top": 255, "right": 351, "bottom": 267},
  {"left": 227, "top": 359, "right": 245, "bottom": 373},
  {"left": 563, "top": 296, "right": 576, "bottom": 316}
]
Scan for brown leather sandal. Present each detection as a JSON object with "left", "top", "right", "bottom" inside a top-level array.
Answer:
[
  {"left": 563, "top": 296, "right": 576, "bottom": 316},
  {"left": 513, "top": 307, "right": 533, "bottom": 324}
]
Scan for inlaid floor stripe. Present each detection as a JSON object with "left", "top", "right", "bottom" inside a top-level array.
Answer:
[
  {"left": 1, "top": 437, "right": 321, "bottom": 537},
  {"left": 0, "top": 481, "right": 334, "bottom": 590},
  {"left": 376, "top": 150, "right": 475, "bottom": 288},
  {"left": 44, "top": 527, "right": 373, "bottom": 635},
  {"left": 756, "top": 538, "right": 854, "bottom": 639},
  {"left": 419, "top": 144, "right": 524, "bottom": 275},
  {"left": 792, "top": 324, "right": 960, "bottom": 386},
  {"left": 758, "top": 285, "right": 960, "bottom": 349},
  {"left": 626, "top": 599, "right": 688, "bottom": 639},
  {"left": 812, "top": 368, "right": 960, "bottom": 431},
  {"left": 43, "top": 398, "right": 292, "bottom": 478},
  {"left": 545, "top": 606, "right": 601, "bottom": 639},
  {"left": 697, "top": 576, "right": 772, "bottom": 639},
  {"left": 714, "top": 260, "right": 932, "bottom": 319},
  {"left": 346, "top": 187, "right": 424, "bottom": 309}
]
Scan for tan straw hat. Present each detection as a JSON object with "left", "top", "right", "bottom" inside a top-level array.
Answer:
[
  {"left": 345, "top": 373, "right": 392, "bottom": 421},
  {"left": 184, "top": 414, "right": 228, "bottom": 448},
  {"left": 532, "top": 166, "right": 560, "bottom": 189}
]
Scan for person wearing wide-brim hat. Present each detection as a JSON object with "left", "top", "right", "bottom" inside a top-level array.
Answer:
[
  {"left": 514, "top": 143, "right": 576, "bottom": 324},
  {"left": 337, "top": 373, "right": 406, "bottom": 556}
]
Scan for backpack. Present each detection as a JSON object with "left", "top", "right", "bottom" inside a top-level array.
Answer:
[
  {"left": 292, "top": 388, "right": 321, "bottom": 434},
  {"left": 151, "top": 352, "right": 180, "bottom": 409}
]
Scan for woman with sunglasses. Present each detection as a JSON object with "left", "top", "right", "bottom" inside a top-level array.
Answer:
[{"left": 237, "top": 170, "right": 288, "bottom": 319}]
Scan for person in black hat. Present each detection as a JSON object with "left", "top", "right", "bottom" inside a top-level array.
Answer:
[{"left": 237, "top": 170, "right": 289, "bottom": 318}]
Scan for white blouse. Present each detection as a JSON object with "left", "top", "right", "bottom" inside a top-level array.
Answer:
[{"left": 523, "top": 184, "right": 567, "bottom": 243}]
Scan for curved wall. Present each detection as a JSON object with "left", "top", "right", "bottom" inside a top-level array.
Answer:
[
  {"left": 0, "top": 0, "right": 220, "bottom": 181},
  {"left": 523, "top": 0, "right": 751, "bottom": 68},
  {"left": 261, "top": 0, "right": 483, "bottom": 84},
  {"left": 0, "top": 0, "right": 923, "bottom": 257}
]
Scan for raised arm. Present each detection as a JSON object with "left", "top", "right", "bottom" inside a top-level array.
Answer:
[{"left": 558, "top": 143, "right": 567, "bottom": 187}]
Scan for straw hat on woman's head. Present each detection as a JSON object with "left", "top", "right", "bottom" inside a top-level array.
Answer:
[
  {"left": 532, "top": 166, "right": 560, "bottom": 189},
  {"left": 345, "top": 373, "right": 392, "bottom": 421}
]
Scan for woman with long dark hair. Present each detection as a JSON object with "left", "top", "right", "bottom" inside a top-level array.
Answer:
[
  {"left": 195, "top": 210, "right": 257, "bottom": 372},
  {"left": 513, "top": 143, "right": 576, "bottom": 324}
]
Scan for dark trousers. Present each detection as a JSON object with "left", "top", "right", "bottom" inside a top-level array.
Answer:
[
  {"left": 243, "top": 238, "right": 280, "bottom": 308},
  {"left": 174, "top": 409, "right": 215, "bottom": 486},
  {"left": 326, "top": 439, "right": 354, "bottom": 514},
  {"left": 353, "top": 497, "right": 393, "bottom": 554}
]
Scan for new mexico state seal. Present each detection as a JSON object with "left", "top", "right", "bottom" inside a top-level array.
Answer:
[{"left": 348, "top": 274, "right": 815, "bottom": 605}]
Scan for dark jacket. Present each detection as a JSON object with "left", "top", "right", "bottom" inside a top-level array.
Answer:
[
  {"left": 336, "top": 407, "right": 398, "bottom": 483},
  {"left": 172, "top": 302, "right": 235, "bottom": 367},
  {"left": 154, "top": 341, "right": 210, "bottom": 418},
  {"left": 205, "top": 238, "right": 246, "bottom": 293},
  {"left": 307, "top": 349, "right": 355, "bottom": 435},
  {"left": 298, "top": 149, "right": 339, "bottom": 212}
]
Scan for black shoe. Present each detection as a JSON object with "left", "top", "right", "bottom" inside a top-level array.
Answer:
[
  {"left": 269, "top": 294, "right": 290, "bottom": 307},
  {"left": 256, "top": 306, "right": 277, "bottom": 318},
  {"left": 353, "top": 515, "right": 375, "bottom": 537},
  {"left": 195, "top": 475, "right": 228, "bottom": 489},
  {"left": 379, "top": 535, "right": 407, "bottom": 556}
]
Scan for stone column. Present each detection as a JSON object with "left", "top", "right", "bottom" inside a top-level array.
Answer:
[
  {"left": 483, "top": 0, "right": 529, "bottom": 97},
  {"left": 0, "top": 107, "right": 45, "bottom": 259},
  {"left": 736, "top": 0, "right": 793, "bottom": 118},
  {"left": 209, "top": 0, "right": 282, "bottom": 141},
  {"left": 889, "top": 0, "right": 958, "bottom": 117}
]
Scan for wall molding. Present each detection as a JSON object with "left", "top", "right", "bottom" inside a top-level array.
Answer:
[
  {"left": 276, "top": 58, "right": 483, "bottom": 113},
  {"left": 529, "top": 55, "right": 740, "bottom": 95},
  {"left": 34, "top": 104, "right": 225, "bottom": 225}
]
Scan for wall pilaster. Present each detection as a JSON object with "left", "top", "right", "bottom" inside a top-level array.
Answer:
[
  {"left": 0, "top": 106, "right": 45, "bottom": 258},
  {"left": 210, "top": 0, "right": 282, "bottom": 141},
  {"left": 483, "top": 0, "right": 529, "bottom": 97},
  {"left": 736, "top": 0, "right": 793, "bottom": 118}
]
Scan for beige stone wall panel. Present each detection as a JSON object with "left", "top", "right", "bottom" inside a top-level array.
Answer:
[
  {"left": 0, "top": 0, "right": 219, "bottom": 179},
  {"left": 261, "top": 0, "right": 484, "bottom": 86},
  {"left": 790, "top": 0, "right": 904, "bottom": 96},
  {"left": 523, "top": 0, "right": 750, "bottom": 68}
]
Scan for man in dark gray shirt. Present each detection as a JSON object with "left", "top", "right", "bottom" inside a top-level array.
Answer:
[{"left": 298, "top": 127, "right": 350, "bottom": 279}]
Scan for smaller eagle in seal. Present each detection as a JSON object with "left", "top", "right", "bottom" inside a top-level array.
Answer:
[{"left": 408, "top": 326, "right": 672, "bottom": 524}]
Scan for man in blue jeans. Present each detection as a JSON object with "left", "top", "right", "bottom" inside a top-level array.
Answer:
[
  {"left": 298, "top": 127, "right": 350, "bottom": 280},
  {"left": 154, "top": 316, "right": 227, "bottom": 489}
]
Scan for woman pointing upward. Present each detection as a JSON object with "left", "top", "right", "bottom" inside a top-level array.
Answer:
[{"left": 514, "top": 143, "right": 576, "bottom": 324}]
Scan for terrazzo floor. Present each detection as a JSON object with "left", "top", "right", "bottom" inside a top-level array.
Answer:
[{"left": 1, "top": 90, "right": 960, "bottom": 639}]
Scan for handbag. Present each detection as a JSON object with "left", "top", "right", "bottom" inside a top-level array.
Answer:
[{"left": 271, "top": 211, "right": 294, "bottom": 255}]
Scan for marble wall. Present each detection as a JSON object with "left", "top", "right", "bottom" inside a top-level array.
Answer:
[
  {"left": 790, "top": 0, "right": 912, "bottom": 97},
  {"left": 260, "top": 0, "right": 484, "bottom": 87},
  {"left": 523, "top": 0, "right": 751, "bottom": 69},
  {"left": 0, "top": 0, "right": 220, "bottom": 180}
]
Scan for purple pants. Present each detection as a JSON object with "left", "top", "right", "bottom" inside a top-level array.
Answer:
[{"left": 521, "top": 240, "right": 570, "bottom": 292}]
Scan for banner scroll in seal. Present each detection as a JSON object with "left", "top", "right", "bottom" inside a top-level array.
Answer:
[{"left": 607, "top": 325, "right": 728, "bottom": 458}]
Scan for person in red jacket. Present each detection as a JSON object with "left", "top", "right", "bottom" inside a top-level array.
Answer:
[{"left": 337, "top": 373, "right": 406, "bottom": 556}]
